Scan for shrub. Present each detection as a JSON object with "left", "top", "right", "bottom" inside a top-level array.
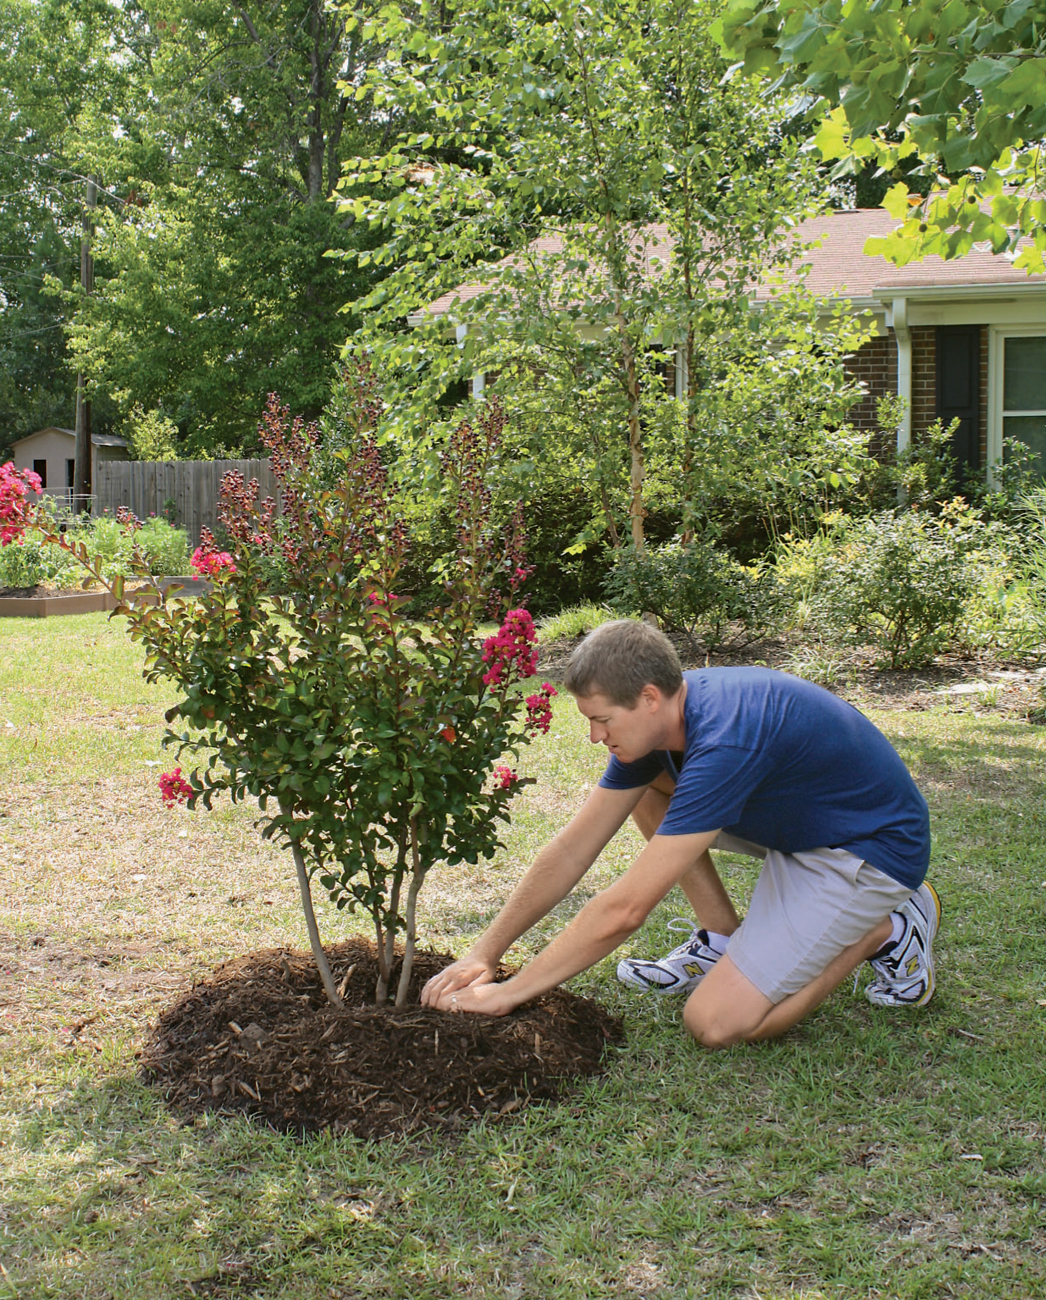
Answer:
[
  {"left": 604, "top": 536, "right": 784, "bottom": 652},
  {"left": 814, "top": 504, "right": 981, "bottom": 669},
  {"left": 81, "top": 514, "right": 190, "bottom": 579},
  {"left": 0, "top": 536, "right": 51, "bottom": 588}
]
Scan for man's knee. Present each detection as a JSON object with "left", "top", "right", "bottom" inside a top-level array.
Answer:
[
  {"left": 682, "top": 957, "right": 775, "bottom": 1049},
  {"left": 683, "top": 998, "right": 755, "bottom": 1050}
]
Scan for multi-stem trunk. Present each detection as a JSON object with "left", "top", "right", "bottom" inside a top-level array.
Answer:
[
  {"left": 374, "top": 858, "right": 404, "bottom": 1005},
  {"left": 283, "top": 817, "right": 343, "bottom": 1009},
  {"left": 394, "top": 818, "right": 426, "bottom": 1009}
]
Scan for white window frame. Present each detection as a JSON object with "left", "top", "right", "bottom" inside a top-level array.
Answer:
[{"left": 987, "top": 324, "right": 1046, "bottom": 480}]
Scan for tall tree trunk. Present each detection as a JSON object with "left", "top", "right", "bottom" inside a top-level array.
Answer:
[
  {"left": 74, "top": 176, "right": 97, "bottom": 515},
  {"left": 618, "top": 322, "right": 645, "bottom": 550}
]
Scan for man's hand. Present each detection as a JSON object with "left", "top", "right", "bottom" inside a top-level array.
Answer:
[
  {"left": 420, "top": 956, "right": 496, "bottom": 1008},
  {"left": 437, "top": 980, "right": 518, "bottom": 1017}
]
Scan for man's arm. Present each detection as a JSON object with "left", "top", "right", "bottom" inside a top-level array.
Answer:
[
  {"left": 433, "top": 827, "right": 720, "bottom": 1015},
  {"left": 420, "top": 784, "right": 647, "bottom": 1007}
]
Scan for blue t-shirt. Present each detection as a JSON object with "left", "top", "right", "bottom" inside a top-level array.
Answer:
[{"left": 598, "top": 667, "right": 930, "bottom": 889}]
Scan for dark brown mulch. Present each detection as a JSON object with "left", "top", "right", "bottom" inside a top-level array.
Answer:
[{"left": 140, "top": 940, "right": 622, "bottom": 1140}]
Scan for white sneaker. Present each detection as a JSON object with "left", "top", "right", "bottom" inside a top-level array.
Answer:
[
  {"left": 865, "top": 883, "right": 941, "bottom": 1008},
  {"left": 616, "top": 918, "right": 723, "bottom": 994}
]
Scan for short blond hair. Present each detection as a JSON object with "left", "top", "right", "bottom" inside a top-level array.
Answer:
[{"left": 562, "top": 619, "right": 683, "bottom": 706}]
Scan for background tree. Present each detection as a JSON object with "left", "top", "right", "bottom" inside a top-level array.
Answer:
[
  {"left": 0, "top": 0, "right": 142, "bottom": 457},
  {"left": 2, "top": 0, "right": 409, "bottom": 460},
  {"left": 341, "top": 0, "right": 871, "bottom": 580},
  {"left": 718, "top": 0, "right": 1046, "bottom": 270}
]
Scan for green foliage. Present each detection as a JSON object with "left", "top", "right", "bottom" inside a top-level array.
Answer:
[
  {"left": 0, "top": 512, "right": 190, "bottom": 587},
  {"left": 66, "top": 369, "right": 544, "bottom": 1007},
  {"left": 0, "top": 537, "right": 51, "bottom": 589},
  {"left": 604, "top": 536, "right": 784, "bottom": 653},
  {"left": 813, "top": 505, "right": 985, "bottom": 669},
  {"left": 340, "top": 0, "right": 865, "bottom": 556},
  {"left": 122, "top": 405, "right": 179, "bottom": 462},
  {"left": 718, "top": 0, "right": 1046, "bottom": 270},
  {"left": 537, "top": 604, "right": 616, "bottom": 643},
  {"left": 88, "top": 515, "right": 190, "bottom": 579},
  {"left": 865, "top": 410, "right": 964, "bottom": 512}
]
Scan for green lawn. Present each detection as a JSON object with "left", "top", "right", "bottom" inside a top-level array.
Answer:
[{"left": 1, "top": 612, "right": 1044, "bottom": 1299}]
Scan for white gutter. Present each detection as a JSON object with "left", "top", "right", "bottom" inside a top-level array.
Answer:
[
  {"left": 874, "top": 280, "right": 1046, "bottom": 305},
  {"left": 885, "top": 297, "right": 911, "bottom": 455}
]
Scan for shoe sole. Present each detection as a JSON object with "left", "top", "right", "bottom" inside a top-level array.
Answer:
[{"left": 615, "top": 960, "right": 703, "bottom": 995}]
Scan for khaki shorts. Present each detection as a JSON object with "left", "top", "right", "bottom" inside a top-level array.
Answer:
[{"left": 712, "top": 833, "right": 914, "bottom": 1004}]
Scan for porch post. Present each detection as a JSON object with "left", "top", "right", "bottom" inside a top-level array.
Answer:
[{"left": 888, "top": 297, "right": 912, "bottom": 455}]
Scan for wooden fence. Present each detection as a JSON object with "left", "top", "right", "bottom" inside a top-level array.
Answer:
[{"left": 93, "top": 459, "right": 278, "bottom": 545}]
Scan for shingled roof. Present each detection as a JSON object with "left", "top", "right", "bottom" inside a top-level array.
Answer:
[{"left": 412, "top": 208, "right": 1046, "bottom": 325}]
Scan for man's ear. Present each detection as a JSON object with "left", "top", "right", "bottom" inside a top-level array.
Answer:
[{"left": 638, "top": 683, "right": 663, "bottom": 711}]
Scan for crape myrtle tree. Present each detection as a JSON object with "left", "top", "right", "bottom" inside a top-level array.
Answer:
[
  {"left": 0, "top": 364, "right": 557, "bottom": 1009},
  {"left": 337, "top": 0, "right": 873, "bottom": 562},
  {"left": 718, "top": 0, "right": 1046, "bottom": 272}
]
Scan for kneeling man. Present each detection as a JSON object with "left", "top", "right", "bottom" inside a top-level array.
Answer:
[{"left": 422, "top": 620, "right": 939, "bottom": 1047}]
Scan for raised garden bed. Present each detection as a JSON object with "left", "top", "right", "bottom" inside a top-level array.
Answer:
[{"left": 0, "top": 576, "right": 207, "bottom": 618}]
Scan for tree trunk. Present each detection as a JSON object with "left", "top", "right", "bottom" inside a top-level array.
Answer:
[
  {"left": 394, "top": 822, "right": 425, "bottom": 1008},
  {"left": 288, "top": 834, "right": 344, "bottom": 1009},
  {"left": 74, "top": 176, "right": 97, "bottom": 515}
]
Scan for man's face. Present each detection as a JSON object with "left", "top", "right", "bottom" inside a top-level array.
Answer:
[{"left": 574, "top": 687, "right": 664, "bottom": 764}]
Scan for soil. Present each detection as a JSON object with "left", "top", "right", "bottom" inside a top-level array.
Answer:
[
  {"left": 0, "top": 584, "right": 85, "bottom": 598},
  {"left": 140, "top": 940, "right": 622, "bottom": 1140}
]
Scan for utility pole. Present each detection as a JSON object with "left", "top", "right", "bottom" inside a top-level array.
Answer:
[{"left": 73, "top": 176, "right": 97, "bottom": 516}]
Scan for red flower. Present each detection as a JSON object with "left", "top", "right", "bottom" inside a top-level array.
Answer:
[
  {"left": 0, "top": 462, "right": 42, "bottom": 545},
  {"left": 492, "top": 764, "right": 518, "bottom": 790},
  {"left": 159, "top": 768, "right": 193, "bottom": 806},
  {"left": 190, "top": 545, "right": 237, "bottom": 577},
  {"left": 481, "top": 608, "right": 538, "bottom": 687},
  {"left": 524, "top": 682, "right": 558, "bottom": 735}
]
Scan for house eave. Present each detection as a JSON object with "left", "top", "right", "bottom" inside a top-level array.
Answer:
[{"left": 872, "top": 280, "right": 1046, "bottom": 306}]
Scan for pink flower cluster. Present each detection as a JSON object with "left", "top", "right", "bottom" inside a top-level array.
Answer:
[
  {"left": 481, "top": 608, "right": 537, "bottom": 688},
  {"left": 0, "top": 462, "right": 42, "bottom": 545},
  {"left": 492, "top": 764, "right": 518, "bottom": 790},
  {"left": 190, "top": 544, "right": 237, "bottom": 577},
  {"left": 525, "top": 682, "right": 558, "bottom": 735},
  {"left": 159, "top": 768, "right": 193, "bottom": 806}
]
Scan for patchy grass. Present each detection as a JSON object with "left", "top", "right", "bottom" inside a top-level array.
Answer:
[{"left": 1, "top": 612, "right": 1045, "bottom": 1299}]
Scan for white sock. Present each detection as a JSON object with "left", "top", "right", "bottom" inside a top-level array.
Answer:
[
  {"left": 704, "top": 930, "right": 731, "bottom": 955},
  {"left": 887, "top": 912, "right": 905, "bottom": 947}
]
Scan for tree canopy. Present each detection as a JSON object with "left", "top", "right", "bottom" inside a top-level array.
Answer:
[
  {"left": 718, "top": 0, "right": 1046, "bottom": 270},
  {"left": 340, "top": 0, "right": 869, "bottom": 556},
  {"left": 1, "top": 0, "right": 398, "bottom": 458}
]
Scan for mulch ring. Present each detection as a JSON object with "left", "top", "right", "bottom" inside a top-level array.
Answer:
[{"left": 140, "top": 940, "right": 623, "bottom": 1140}]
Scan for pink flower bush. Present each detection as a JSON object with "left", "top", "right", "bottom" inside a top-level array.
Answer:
[
  {"left": 0, "top": 462, "right": 42, "bottom": 545},
  {"left": 190, "top": 530, "right": 237, "bottom": 578},
  {"left": 159, "top": 768, "right": 193, "bottom": 806},
  {"left": 492, "top": 764, "right": 518, "bottom": 790},
  {"left": 481, "top": 608, "right": 538, "bottom": 687},
  {"left": 525, "top": 682, "right": 558, "bottom": 735}
]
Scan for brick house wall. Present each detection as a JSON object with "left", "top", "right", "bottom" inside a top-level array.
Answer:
[
  {"left": 845, "top": 325, "right": 989, "bottom": 466},
  {"left": 844, "top": 333, "right": 896, "bottom": 457},
  {"left": 910, "top": 325, "right": 937, "bottom": 440}
]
